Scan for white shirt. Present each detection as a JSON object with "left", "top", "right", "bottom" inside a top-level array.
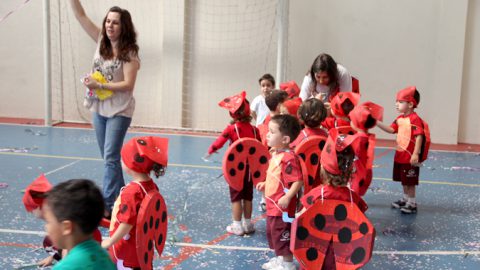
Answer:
[
  {"left": 300, "top": 64, "right": 352, "bottom": 102},
  {"left": 250, "top": 95, "right": 270, "bottom": 126}
]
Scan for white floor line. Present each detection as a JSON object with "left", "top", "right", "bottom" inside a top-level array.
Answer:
[
  {"left": 1, "top": 228, "right": 479, "bottom": 255},
  {"left": 44, "top": 160, "right": 81, "bottom": 176}
]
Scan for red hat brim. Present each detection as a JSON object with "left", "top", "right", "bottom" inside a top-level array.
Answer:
[
  {"left": 22, "top": 174, "right": 52, "bottom": 212},
  {"left": 122, "top": 137, "right": 169, "bottom": 174}
]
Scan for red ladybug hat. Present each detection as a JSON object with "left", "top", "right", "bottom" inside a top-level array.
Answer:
[
  {"left": 349, "top": 101, "right": 384, "bottom": 131},
  {"left": 321, "top": 129, "right": 356, "bottom": 175},
  {"left": 330, "top": 92, "right": 360, "bottom": 118},
  {"left": 396, "top": 86, "right": 418, "bottom": 108},
  {"left": 282, "top": 97, "right": 302, "bottom": 118},
  {"left": 121, "top": 136, "right": 169, "bottom": 175},
  {"left": 279, "top": 81, "right": 301, "bottom": 98},
  {"left": 23, "top": 174, "right": 52, "bottom": 212},
  {"left": 218, "top": 90, "right": 250, "bottom": 117}
]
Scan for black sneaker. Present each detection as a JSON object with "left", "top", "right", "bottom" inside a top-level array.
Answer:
[
  {"left": 400, "top": 204, "right": 417, "bottom": 214},
  {"left": 391, "top": 199, "right": 406, "bottom": 209}
]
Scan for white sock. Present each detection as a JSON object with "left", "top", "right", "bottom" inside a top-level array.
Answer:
[
  {"left": 233, "top": 220, "right": 242, "bottom": 227},
  {"left": 408, "top": 197, "right": 416, "bottom": 205},
  {"left": 283, "top": 260, "right": 294, "bottom": 266},
  {"left": 244, "top": 219, "right": 251, "bottom": 225},
  {"left": 403, "top": 194, "right": 409, "bottom": 201}
]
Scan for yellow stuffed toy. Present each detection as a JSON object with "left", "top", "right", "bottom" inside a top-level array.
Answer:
[{"left": 90, "top": 71, "right": 113, "bottom": 101}]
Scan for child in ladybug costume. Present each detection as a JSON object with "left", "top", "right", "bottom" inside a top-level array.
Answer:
[
  {"left": 205, "top": 91, "right": 261, "bottom": 236},
  {"left": 256, "top": 114, "right": 304, "bottom": 270},
  {"left": 102, "top": 136, "right": 169, "bottom": 269},
  {"left": 294, "top": 130, "right": 373, "bottom": 270},
  {"left": 348, "top": 101, "right": 384, "bottom": 196},
  {"left": 377, "top": 86, "right": 430, "bottom": 214},
  {"left": 322, "top": 92, "right": 360, "bottom": 135}
]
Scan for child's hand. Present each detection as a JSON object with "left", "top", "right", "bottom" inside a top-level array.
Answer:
[
  {"left": 278, "top": 195, "right": 291, "bottom": 209},
  {"left": 37, "top": 255, "right": 54, "bottom": 267},
  {"left": 101, "top": 238, "right": 112, "bottom": 249},
  {"left": 256, "top": 182, "right": 266, "bottom": 191},
  {"left": 410, "top": 153, "right": 420, "bottom": 166}
]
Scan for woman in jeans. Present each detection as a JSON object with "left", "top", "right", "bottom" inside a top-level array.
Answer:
[{"left": 70, "top": 0, "right": 140, "bottom": 217}]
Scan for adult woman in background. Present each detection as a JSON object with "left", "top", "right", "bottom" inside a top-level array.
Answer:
[
  {"left": 300, "top": 53, "right": 352, "bottom": 108},
  {"left": 69, "top": 0, "right": 140, "bottom": 217}
]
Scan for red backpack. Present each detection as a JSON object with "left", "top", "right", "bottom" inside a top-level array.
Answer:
[{"left": 419, "top": 118, "right": 430, "bottom": 162}]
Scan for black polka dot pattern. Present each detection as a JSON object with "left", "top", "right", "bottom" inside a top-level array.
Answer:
[
  {"left": 229, "top": 168, "right": 236, "bottom": 176},
  {"left": 237, "top": 162, "right": 245, "bottom": 170},
  {"left": 296, "top": 226, "right": 309, "bottom": 240},
  {"left": 227, "top": 153, "right": 235, "bottom": 161},
  {"left": 314, "top": 214, "right": 326, "bottom": 230},
  {"left": 338, "top": 227, "right": 352, "bottom": 243},
  {"left": 259, "top": 156, "right": 268, "bottom": 164},
  {"left": 351, "top": 247, "right": 366, "bottom": 264},
  {"left": 253, "top": 171, "right": 261, "bottom": 178},
  {"left": 235, "top": 143, "right": 244, "bottom": 153},
  {"left": 359, "top": 223, "right": 368, "bottom": 235},
  {"left": 306, "top": 247, "right": 318, "bottom": 261},
  {"left": 162, "top": 211, "right": 167, "bottom": 222},
  {"left": 319, "top": 140, "right": 326, "bottom": 150},
  {"left": 308, "top": 175, "right": 314, "bottom": 186},
  {"left": 334, "top": 205, "right": 347, "bottom": 221},
  {"left": 249, "top": 147, "right": 256, "bottom": 155},
  {"left": 291, "top": 201, "right": 374, "bottom": 269},
  {"left": 310, "top": 153, "right": 319, "bottom": 165}
]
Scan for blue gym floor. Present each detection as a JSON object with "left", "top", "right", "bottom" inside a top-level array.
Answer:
[{"left": 0, "top": 123, "right": 479, "bottom": 269}]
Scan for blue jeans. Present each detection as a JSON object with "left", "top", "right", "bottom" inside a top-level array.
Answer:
[{"left": 92, "top": 112, "right": 132, "bottom": 211}]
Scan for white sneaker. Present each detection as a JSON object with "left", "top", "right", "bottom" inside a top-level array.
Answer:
[
  {"left": 243, "top": 222, "right": 255, "bottom": 234},
  {"left": 226, "top": 223, "right": 244, "bottom": 236},
  {"left": 259, "top": 197, "right": 267, "bottom": 212},
  {"left": 271, "top": 261, "right": 296, "bottom": 270},
  {"left": 262, "top": 256, "right": 283, "bottom": 269}
]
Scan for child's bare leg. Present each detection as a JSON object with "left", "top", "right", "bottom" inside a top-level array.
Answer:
[
  {"left": 406, "top": 185, "right": 416, "bottom": 198},
  {"left": 243, "top": 200, "right": 252, "bottom": 219},
  {"left": 282, "top": 254, "right": 293, "bottom": 262},
  {"left": 232, "top": 201, "right": 242, "bottom": 221}
]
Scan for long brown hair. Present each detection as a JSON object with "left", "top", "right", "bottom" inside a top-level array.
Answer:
[
  {"left": 100, "top": 6, "right": 139, "bottom": 62},
  {"left": 309, "top": 53, "right": 339, "bottom": 93}
]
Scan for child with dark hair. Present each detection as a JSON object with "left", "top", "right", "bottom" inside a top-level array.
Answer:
[
  {"left": 290, "top": 98, "right": 328, "bottom": 149},
  {"left": 205, "top": 91, "right": 261, "bottom": 235},
  {"left": 254, "top": 89, "right": 289, "bottom": 212},
  {"left": 251, "top": 74, "right": 275, "bottom": 126},
  {"left": 260, "top": 89, "right": 289, "bottom": 144},
  {"left": 377, "top": 86, "right": 426, "bottom": 214},
  {"left": 43, "top": 179, "right": 115, "bottom": 269},
  {"left": 256, "top": 114, "right": 303, "bottom": 270},
  {"left": 299, "top": 130, "right": 368, "bottom": 270},
  {"left": 102, "top": 136, "right": 169, "bottom": 269}
]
